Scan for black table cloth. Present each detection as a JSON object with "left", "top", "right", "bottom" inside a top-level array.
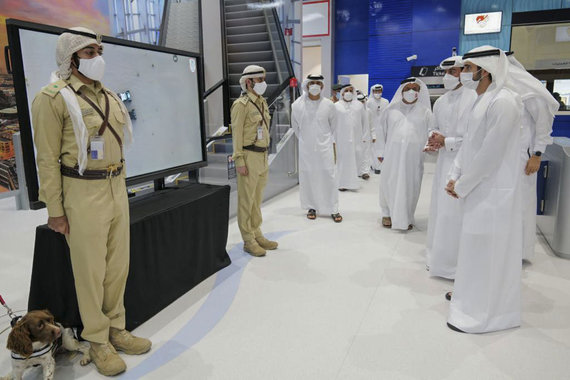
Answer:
[{"left": 28, "top": 183, "right": 231, "bottom": 331}]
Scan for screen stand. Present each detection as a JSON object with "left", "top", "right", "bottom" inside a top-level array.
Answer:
[
  {"left": 188, "top": 169, "right": 199, "bottom": 184},
  {"left": 154, "top": 178, "right": 166, "bottom": 191}
]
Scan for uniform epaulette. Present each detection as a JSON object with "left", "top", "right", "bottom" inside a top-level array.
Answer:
[
  {"left": 236, "top": 95, "right": 250, "bottom": 105},
  {"left": 40, "top": 80, "right": 68, "bottom": 98}
]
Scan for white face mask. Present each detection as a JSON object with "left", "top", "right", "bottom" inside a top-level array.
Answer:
[
  {"left": 308, "top": 84, "right": 322, "bottom": 96},
  {"left": 343, "top": 92, "right": 354, "bottom": 101},
  {"left": 373, "top": 93, "right": 382, "bottom": 99},
  {"left": 253, "top": 81, "right": 267, "bottom": 95},
  {"left": 78, "top": 55, "right": 105, "bottom": 81},
  {"left": 442, "top": 73, "right": 460, "bottom": 90},
  {"left": 460, "top": 71, "right": 482, "bottom": 90},
  {"left": 402, "top": 89, "right": 418, "bottom": 103}
]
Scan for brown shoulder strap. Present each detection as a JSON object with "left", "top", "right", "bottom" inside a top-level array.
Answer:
[{"left": 67, "top": 84, "right": 124, "bottom": 159}]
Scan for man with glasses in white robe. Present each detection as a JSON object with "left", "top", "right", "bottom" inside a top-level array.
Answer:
[{"left": 378, "top": 77, "right": 433, "bottom": 230}]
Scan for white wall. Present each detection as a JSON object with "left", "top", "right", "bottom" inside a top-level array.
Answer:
[
  {"left": 302, "top": 46, "right": 322, "bottom": 79},
  {"left": 302, "top": 0, "right": 333, "bottom": 97}
]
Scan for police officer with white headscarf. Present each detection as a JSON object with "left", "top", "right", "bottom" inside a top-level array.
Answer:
[
  {"left": 232, "top": 65, "right": 279, "bottom": 257},
  {"left": 32, "top": 27, "right": 149, "bottom": 376}
]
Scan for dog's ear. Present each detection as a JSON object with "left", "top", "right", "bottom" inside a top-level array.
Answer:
[
  {"left": 7, "top": 321, "right": 33, "bottom": 358},
  {"left": 40, "top": 309, "right": 55, "bottom": 322}
]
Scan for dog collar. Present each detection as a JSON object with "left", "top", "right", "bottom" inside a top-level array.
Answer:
[{"left": 11, "top": 342, "right": 55, "bottom": 360}]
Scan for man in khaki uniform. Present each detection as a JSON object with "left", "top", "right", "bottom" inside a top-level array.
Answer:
[
  {"left": 31, "top": 27, "right": 150, "bottom": 376},
  {"left": 231, "top": 65, "right": 278, "bottom": 257}
]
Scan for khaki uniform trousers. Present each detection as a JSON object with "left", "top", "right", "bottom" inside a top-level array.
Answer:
[
  {"left": 63, "top": 175, "right": 129, "bottom": 344},
  {"left": 237, "top": 150, "right": 268, "bottom": 242}
]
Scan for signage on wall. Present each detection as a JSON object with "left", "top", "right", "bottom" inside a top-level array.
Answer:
[
  {"left": 464, "top": 11, "right": 502, "bottom": 35},
  {"left": 411, "top": 66, "right": 446, "bottom": 78}
]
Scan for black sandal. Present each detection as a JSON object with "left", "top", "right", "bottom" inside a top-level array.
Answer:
[
  {"left": 307, "top": 209, "right": 317, "bottom": 220},
  {"left": 331, "top": 213, "right": 343, "bottom": 223},
  {"left": 445, "top": 292, "right": 452, "bottom": 301}
]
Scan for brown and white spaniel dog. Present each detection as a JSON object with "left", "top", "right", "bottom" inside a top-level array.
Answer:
[{"left": 4, "top": 310, "right": 90, "bottom": 380}]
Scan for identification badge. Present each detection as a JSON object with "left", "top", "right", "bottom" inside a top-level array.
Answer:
[
  {"left": 257, "top": 126, "right": 263, "bottom": 140},
  {"left": 90, "top": 135, "right": 104, "bottom": 160}
]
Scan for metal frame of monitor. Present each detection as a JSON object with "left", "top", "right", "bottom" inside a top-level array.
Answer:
[{"left": 5, "top": 19, "right": 207, "bottom": 210}]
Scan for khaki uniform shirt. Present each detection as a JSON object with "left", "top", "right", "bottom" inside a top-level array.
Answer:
[
  {"left": 31, "top": 74, "right": 126, "bottom": 217},
  {"left": 230, "top": 91, "right": 271, "bottom": 167}
]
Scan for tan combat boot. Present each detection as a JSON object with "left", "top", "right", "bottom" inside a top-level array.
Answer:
[
  {"left": 243, "top": 240, "right": 266, "bottom": 257},
  {"left": 89, "top": 342, "right": 126, "bottom": 376},
  {"left": 256, "top": 236, "right": 278, "bottom": 250},
  {"left": 109, "top": 327, "right": 152, "bottom": 355}
]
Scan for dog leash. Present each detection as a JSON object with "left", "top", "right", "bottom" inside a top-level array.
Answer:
[{"left": 0, "top": 293, "right": 22, "bottom": 334}]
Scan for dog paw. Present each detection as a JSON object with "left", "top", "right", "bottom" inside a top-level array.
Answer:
[{"left": 80, "top": 354, "right": 92, "bottom": 366}]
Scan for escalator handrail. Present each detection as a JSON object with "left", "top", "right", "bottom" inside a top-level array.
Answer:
[{"left": 271, "top": 7, "right": 296, "bottom": 79}]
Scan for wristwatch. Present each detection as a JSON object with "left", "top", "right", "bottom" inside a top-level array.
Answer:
[{"left": 534, "top": 151, "right": 542, "bottom": 157}]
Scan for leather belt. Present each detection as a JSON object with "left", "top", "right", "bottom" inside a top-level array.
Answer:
[
  {"left": 243, "top": 145, "right": 268, "bottom": 153},
  {"left": 61, "top": 164, "right": 123, "bottom": 180}
]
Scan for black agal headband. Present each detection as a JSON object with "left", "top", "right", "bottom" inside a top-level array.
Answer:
[
  {"left": 462, "top": 49, "right": 501, "bottom": 60},
  {"left": 400, "top": 77, "right": 417, "bottom": 85},
  {"left": 241, "top": 70, "right": 265, "bottom": 77},
  {"left": 62, "top": 28, "right": 103, "bottom": 44},
  {"left": 307, "top": 74, "right": 324, "bottom": 81}
]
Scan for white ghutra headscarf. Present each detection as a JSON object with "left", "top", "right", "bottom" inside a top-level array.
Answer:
[{"left": 51, "top": 27, "right": 132, "bottom": 174}]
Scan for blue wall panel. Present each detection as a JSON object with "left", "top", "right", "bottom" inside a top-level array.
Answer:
[
  {"left": 334, "top": 0, "right": 369, "bottom": 78},
  {"left": 564, "top": 0, "right": 570, "bottom": 8},
  {"left": 513, "top": 0, "right": 562, "bottom": 12},
  {"left": 412, "top": 29, "right": 460, "bottom": 66},
  {"left": 553, "top": 115, "right": 570, "bottom": 138},
  {"left": 412, "top": 0, "right": 461, "bottom": 31},
  {"left": 368, "top": 0, "right": 413, "bottom": 99},
  {"left": 335, "top": 41, "right": 369, "bottom": 75}
]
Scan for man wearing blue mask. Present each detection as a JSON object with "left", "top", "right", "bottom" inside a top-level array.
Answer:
[{"left": 445, "top": 46, "right": 523, "bottom": 333}]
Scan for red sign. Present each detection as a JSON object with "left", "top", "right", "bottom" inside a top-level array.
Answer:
[
  {"left": 289, "top": 77, "right": 298, "bottom": 88},
  {"left": 284, "top": 28, "right": 293, "bottom": 36}
]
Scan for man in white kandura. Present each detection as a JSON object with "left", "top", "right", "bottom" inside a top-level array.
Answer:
[
  {"left": 424, "top": 56, "right": 477, "bottom": 279},
  {"left": 504, "top": 52, "right": 558, "bottom": 262},
  {"left": 291, "top": 74, "right": 342, "bottom": 223},
  {"left": 445, "top": 46, "right": 523, "bottom": 333},
  {"left": 334, "top": 84, "right": 367, "bottom": 191},
  {"left": 378, "top": 77, "right": 433, "bottom": 230},
  {"left": 367, "top": 84, "right": 389, "bottom": 175},
  {"left": 357, "top": 92, "right": 373, "bottom": 180}
]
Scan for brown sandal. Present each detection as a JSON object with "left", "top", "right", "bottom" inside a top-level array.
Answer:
[
  {"left": 331, "top": 213, "right": 343, "bottom": 223},
  {"left": 307, "top": 209, "right": 317, "bottom": 220},
  {"left": 382, "top": 217, "right": 392, "bottom": 228}
]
